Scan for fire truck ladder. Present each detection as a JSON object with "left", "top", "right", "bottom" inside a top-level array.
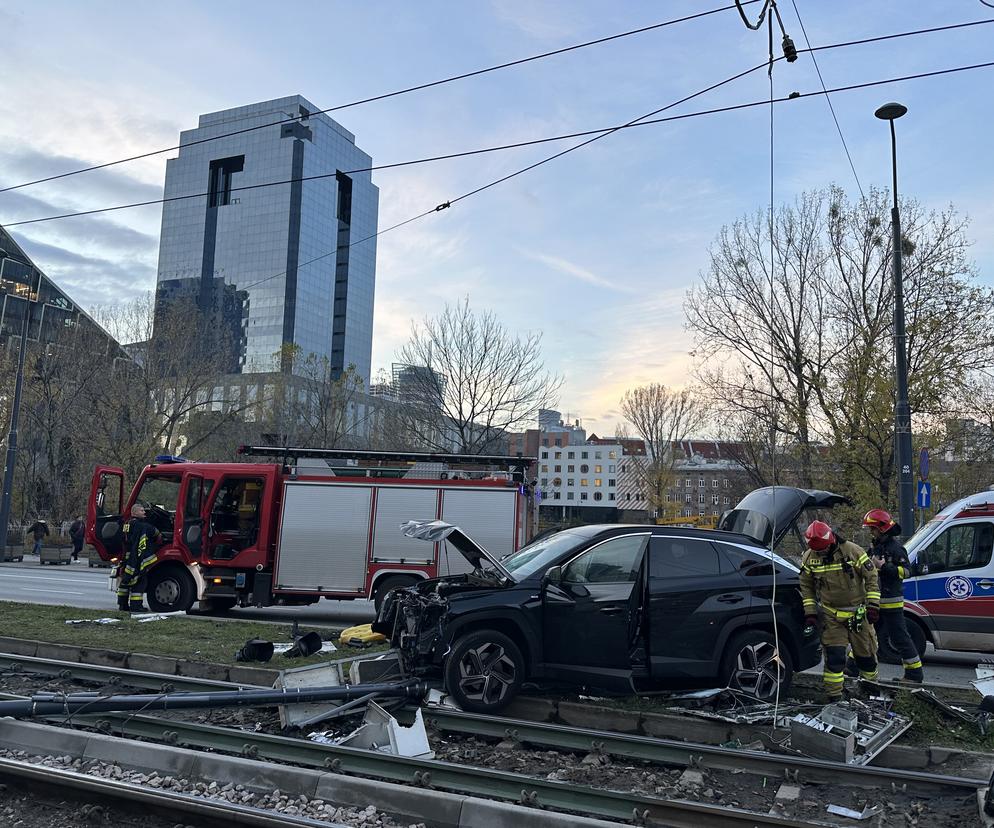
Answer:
[{"left": 236, "top": 445, "right": 536, "bottom": 476}]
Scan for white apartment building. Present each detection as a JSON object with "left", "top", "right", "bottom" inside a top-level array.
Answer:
[{"left": 537, "top": 443, "right": 622, "bottom": 508}]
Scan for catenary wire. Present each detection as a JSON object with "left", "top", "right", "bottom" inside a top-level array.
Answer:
[
  {"left": 789, "top": 0, "right": 865, "bottom": 200},
  {"left": 231, "top": 56, "right": 994, "bottom": 298},
  {"left": 7, "top": 31, "right": 994, "bottom": 230},
  {"left": 0, "top": 1, "right": 764, "bottom": 194}
]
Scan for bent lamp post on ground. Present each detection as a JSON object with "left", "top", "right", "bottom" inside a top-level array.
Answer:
[
  {"left": 875, "top": 102, "right": 915, "bottom": 537},
  {"left": 0, "top": 249, "right": 38, "bottom": 557}
]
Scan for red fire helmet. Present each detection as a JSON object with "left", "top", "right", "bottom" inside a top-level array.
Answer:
[
  {"left": 804, "top": 520, "right": 836, "bottom": 551},
  {"left": 862, "top": 508, "right": 896, "bottom": 532}
]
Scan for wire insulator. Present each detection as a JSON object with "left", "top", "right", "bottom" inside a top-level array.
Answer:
[{"left": 782, "top": 34, "right": 798, "bottom": 62}]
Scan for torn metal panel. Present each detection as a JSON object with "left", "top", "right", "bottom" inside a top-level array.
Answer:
[
  {"left": 789, "top": 699, "right": 910, "bottom": 766},
  {"left": 326, "top": 701, "right": 434, "bottom": 759}
]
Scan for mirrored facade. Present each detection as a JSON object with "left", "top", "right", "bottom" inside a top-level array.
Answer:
[{"left": 155, "top": 96, "right": 378, "bottom": 381}]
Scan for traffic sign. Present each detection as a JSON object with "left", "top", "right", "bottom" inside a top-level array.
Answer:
[
  {"left": 919, "top": 447, "right": 930, "bottom": 481},
  {"left": 917, "top": 480, "right": 931, "bottom": 509}
]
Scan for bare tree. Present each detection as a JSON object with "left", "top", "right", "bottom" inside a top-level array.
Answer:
[
  {"left": 396, "top": 299, "right": 562, "bottom": 453},
  {"left": 619, "top": 383, "right": 708, "bottom": 516}
]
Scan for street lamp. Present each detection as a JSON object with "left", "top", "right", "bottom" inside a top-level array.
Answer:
[
  {"left": 0, "top": 248, "right": 36, "bottom": 556},
  {"left": 874, "top": 102, "right": 914, "bottom": 536}
]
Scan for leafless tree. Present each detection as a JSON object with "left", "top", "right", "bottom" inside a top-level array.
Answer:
[
  {"left": 396, "top": 299, "right": 562, "bottom": 453},
  {"left": 619, "top": 383, "right": 708, "bottom": 516}
]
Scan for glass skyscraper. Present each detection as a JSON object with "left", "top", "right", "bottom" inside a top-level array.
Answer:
[{"left": 155, "top": 95, "right": 378, "bottom": 381}]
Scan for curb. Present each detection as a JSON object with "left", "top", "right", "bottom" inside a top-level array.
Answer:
[
  {"left": 0, "top": 635, "right": 280, "bottom": 687},
  {"left": 0, "top": 718, "right": 621, "bottom": 828}
]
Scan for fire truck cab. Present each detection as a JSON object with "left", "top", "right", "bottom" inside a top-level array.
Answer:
[{"left": 85, "top": 446, "right": 535, "bottom": 614}]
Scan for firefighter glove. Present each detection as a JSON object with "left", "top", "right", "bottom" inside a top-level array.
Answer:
[
  {"left": 804, "top": 615, "right": 818, "bottom": 633},
  {"left": 867, "top": 606, "right": 879, "bottom": 624}
]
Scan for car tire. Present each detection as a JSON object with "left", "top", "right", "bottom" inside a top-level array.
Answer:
[
  {"left": 146, "top": 566, "right": 196, "bottom": 613},
  {"left": 444, "top": 629, "right": 524, "bottom": 714},
  {"left": 372, "top": 575, "right": 420, "bottom": 613},
  {"left": 721, "top": 629, "right": 794, "bottom": 702}
]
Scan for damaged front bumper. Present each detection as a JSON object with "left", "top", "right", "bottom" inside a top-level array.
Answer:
[{"left": 373, "top": 587, "right": 451, "bottom": 675}]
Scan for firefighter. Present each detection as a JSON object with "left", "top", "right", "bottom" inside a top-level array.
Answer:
[
  {"left": 800, "top": 520, "right": 881, "bottom": 699},
  {"left": 863, "top": 508, "right": 924, "bottom": 683},
  {"left": 116, "top": 503, "right": 161, "bottom": 613}
]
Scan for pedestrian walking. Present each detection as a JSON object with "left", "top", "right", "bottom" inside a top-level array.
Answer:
[
  {"left": 27, "top": 519, "right": 50, "bottom": 556},
  {"left": 69, "top": 515, "right": 85, "bottom": 562},
  {"left": 800, "top": 520, "right": 881, "bottom": 700},
  {"left": 863, "top": 508, "right": 924, "bottom": 682},
  {"left": 117, "top": 503, "right": 161, "bottom": 613}
]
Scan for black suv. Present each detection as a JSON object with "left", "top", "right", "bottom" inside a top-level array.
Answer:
[{"left": 374, "top": 487, "right": 841, "bottom": 713}]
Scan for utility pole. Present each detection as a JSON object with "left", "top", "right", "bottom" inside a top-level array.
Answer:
[
  {"left": 0, "top": 250, "right": 36, "bottom": 556},
  {"left": 874, "top": 102, "right": 915, "bottom": 536}
]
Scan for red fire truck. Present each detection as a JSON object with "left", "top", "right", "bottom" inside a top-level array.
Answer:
[{"left": 85, "top": 446, "right": 535, "bottom": 614}]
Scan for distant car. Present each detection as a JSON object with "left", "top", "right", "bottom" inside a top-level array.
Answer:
[{"left": 374, "top": 488, "right": 838, "bottom": 713}]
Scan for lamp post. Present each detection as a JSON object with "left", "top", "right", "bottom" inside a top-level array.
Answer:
[
  {"left": 874, "top": 102, "right": 914, "bottom": 536},
  {"left": 0, "top": 249, "right": 36, "bottom": 555}
]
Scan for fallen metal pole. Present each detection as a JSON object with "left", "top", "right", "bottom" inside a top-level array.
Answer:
[{"left": 0, "top": 680, "right": 427, "bottom": 719}]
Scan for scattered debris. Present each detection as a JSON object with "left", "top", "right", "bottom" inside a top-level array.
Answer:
[
  {"left": 826, "top": 803, "right": 882, "bottom": 820},
  {"left": 663, "top": 686, "right": 815, "bottom": 725},
  {"left": 272, "top": 638, "right": 336, "bottom": 656},
  {"left": 64, "top": 618, "right": 120, "bottom": 625},
  {"left": 789, "top": 699, "right": 910, "bottom": 765},
  {"left": 339, "top": 623, "right": 387, "bottom": 648},
  {"left": 315, "top": 701, "right": 434, "bottom": 759},
  {"left": 424, "top": 688, "right": 462, "bottom": 710},
  {"left": 235, "top": 638, "right": 275, "bottom": 663}
]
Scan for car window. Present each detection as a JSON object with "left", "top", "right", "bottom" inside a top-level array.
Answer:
[
  {"left": 652, "top": 537, "right": 720, "bottom": 577},
  {"left": 500, "top": 530, "right": 590, "bottom": 580},
  {"left": 563, "top": 535, "right": 647, "bottom": 584},
  {"left": 921, "top": 522, "right": 994, "bottom": 574}
]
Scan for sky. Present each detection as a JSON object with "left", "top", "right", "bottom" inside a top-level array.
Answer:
[{"left": 1, "top": 1, "right": 992, "bottom": 436}]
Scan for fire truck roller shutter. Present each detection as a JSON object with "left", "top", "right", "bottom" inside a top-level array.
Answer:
[
  {"left": 275, "top": 483, "right": 372, "bottom": 592},
  {"left": 372, "top": 486, "right": 438, "bottom": 564},
  {"left": 439, "top": 488, "right": 518, "bottom": 576}
]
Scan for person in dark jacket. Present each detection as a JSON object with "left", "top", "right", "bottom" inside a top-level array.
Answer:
[
  {"left": 117, "top": 504, "right": 161, "bottom": 612},
  {"left": 27, "top": 520, "right": 50, "bottom": 556},
  {"left": 69, "top": 515, "right": 85, "bottom": 561},
  {"left": 863, "top": 508, "right": 924, "bottom": 682}
]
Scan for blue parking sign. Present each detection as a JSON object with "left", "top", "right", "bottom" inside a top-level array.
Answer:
[{"left": 917, "top": 481, "right": 931, "bottom": 509}]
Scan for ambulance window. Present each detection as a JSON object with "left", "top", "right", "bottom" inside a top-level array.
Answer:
[{"left": 923, "top": 522, "right": 994, "bottom": 573}]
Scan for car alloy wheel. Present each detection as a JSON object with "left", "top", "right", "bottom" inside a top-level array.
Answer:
[
  {"left": 456, "top": 641, "right": 517, "bottom": 708},
  {"left": 731, "top": 640, "right": 783, "bottom": 700}
]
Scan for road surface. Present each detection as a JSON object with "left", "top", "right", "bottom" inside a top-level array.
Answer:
[
  {"left": 0, "top": 558, "right": 374, "bottom": 628},
  {"left": 0, "top": 558, "right": 986, "bottom": 687}
]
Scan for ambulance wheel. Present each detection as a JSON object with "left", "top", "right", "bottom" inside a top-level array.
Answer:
[
  {"left": 444, "top": 630, "right": 524, "bottom": 714},
  {"left": 373, "top": 575, "right": 419, "bottom": 613},
  {"left": 146, "top": 566, "right": 196, "bottom": 613},
  {"left": 721, "top": 630, "right": 793, "bottom": 702}
]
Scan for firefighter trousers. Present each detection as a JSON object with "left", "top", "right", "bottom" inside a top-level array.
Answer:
[
  {"left": 116, "top": 573, "right": 147, "bottom": 613},
  {"left": 822, "top": 614, "right": 877, "bottom": 698},
  {"left": 878, "top": 608, "right": 923, "bottom": 681}
]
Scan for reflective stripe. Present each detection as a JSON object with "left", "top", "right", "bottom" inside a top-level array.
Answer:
[
  {"left": 903, "top": 659, "right": 923, "bottom": 670},
  {"left": 807, "top": 563, "right": 844, "bottom": 573},
  {"left": 803, "top": 599, "right": 817, "bottom": 608},
  {"left": 866, "top": 591, "right": 881, "bottom": 600},
  {"left": 824, "top": 606, "right": 855, "bottom": 619},
  {"left": 139, "top": 555, "right": 158, "bottom": 571},
  {"left": 897, "top": 566, "right": 907, "bottom": 579},
  {"left": 880, "top": 599, "right": 904, "bottom": 609},
  {"left": 824, "top": 671, "right": 845, "bottom": 684},
  {"left": 859, "top": 670, "right": 879, "bottom": 680},
  {"left": 855, "top": 554, "right": 870, "bottom": 565}
]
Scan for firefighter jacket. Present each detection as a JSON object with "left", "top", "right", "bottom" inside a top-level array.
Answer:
[
  {"left": 122, "top": 518, "right": 161, "bottom": 581},
  {"left": 800, "top": 540, "right": 880, "bottom": 621},
  {"left": 869, "top": 531, "right": 910, "bottom": 606}
]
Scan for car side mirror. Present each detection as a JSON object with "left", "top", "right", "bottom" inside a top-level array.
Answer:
[{"left": 543, "top": 565, "right": 562, "bottom": 586}]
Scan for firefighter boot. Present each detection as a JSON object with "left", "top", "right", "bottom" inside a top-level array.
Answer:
[
  {"left": 128, "top": 593, "right": 145, "bottom": 613},
  {"left": 116, "top": 589, "right": 129, "bottom": 612}
]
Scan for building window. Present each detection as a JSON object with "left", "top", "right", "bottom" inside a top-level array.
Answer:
[
  {"left": 712, "top": 479, "right": 719, "bottom": 488},
  {"left": 568, "top": 479, "right": 575, "bottom": 486},
  {"left": 684, "top": 509, "right": 692, "bottom": 517},
  {"left": 554, "top": 438, "right": 562, "bottom": 447},
  {"left": 208, "top": 155, "right": 245, "bottom": 207},
  {"left": 626, "top": 493, "right": 632, "bottom": 501},
  {"left": 685, "top": 479, "right": 692, "bottom": 488},
  {"left": 555, "top": 451, "right": 562, "bottom": 459},
  {"left": 568, "top": 465, "right": 575, "bottom": 473},
  {"left": 608, "top": 465, "right": 615, "bottom": 473},
  {"left": 594, "top": 465, "right": 603, "bottom": 473},
  {"left": 553, "top": 492, "right": 561, "bottom": 500},
  {"left": 723, "top": 496, "right": 730, "bottom": 505},
  {"left": 685, "top": 494, "right": 692, "bottom": 503},
  {"left": 698, "top": 493, "right": 705, "bottom": 504},
  {"left": 542, "top": 439, "right": 548, "bottom": 447},
  {"left": 637, "top": 492, "right": 644, "bottom": 500},
  {"left": 582, "top": 451, "right": 588, "bottom": 459},
  {"left": 608, "top": 478, "right": 616, "bottom": 486},
  {"left": 541, "top": 465, "right": 548, "bottom": 473},
  {"left": 609, "top": 451, "right": 617, "bottom": 459},
  {"left": 621, "top": 464, "right": 627, "bottom": 472},
  {"left": 580, "top": 464, "right": 589, "bottom": 474},
  {"left": 723, "top": 479, "right": 730, "bottom": 488},
  {"left": 567, "top": 492, "right": 574, "bottom": 500},
  {"left": 609, "top": 493, "right": 615, "bottom": 500},
  {"left": 699, "top": 479, "right": 705, "bottom": 488},
  {"left": 712, "top": 508, "right": 720, "bottom": 516},
  {"left": 665, "top": 493, "right": 672, "bottom": 502},
  {"left": 712, "top": 494, "right": 719, "bottom": 504},
  {"left": 595, "top": 451, "right": 602, "bottom": 459},
  {"left": 541, "top": 478, "right": 548, "bottom": 487},
  {"left": 593, "top": 491, "right": 603, "bottom": 501},
  {"left": 581, "top": 492, "right": 589, "bottom": 501},
  {"left": 594, "top": 479, "right": 602, "bottom": 487},
  {"left": 699, "top": 509, "right": 706, "bottom": 517},
  {"left": 541, "top": 451, "right": 548, "bottom": 459},
  {"left": 581, "top": 478, "right": 589, "bottom": 486},
  {"left": 568, "top": 451, "right": 575, "bottom": 459},
  {"left": 554, "top": 465, "right": 561, "bottom": 472},
  {"left": 553, "top": 478, "right": 562, "bottom": 487}
]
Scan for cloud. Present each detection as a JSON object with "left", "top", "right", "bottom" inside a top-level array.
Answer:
[
  {"left": 489, "top": 0, "right": 583, "bottom": 39},
  {"left": 517, "top": 247, "right": 634, "bottom": 292}
]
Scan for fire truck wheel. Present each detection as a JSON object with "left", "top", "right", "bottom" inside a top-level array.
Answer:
[
  {"left": 372, "top": 575, "right": 420, "bottom": 613},
  {"left": 444, "top": 630, "right": 524, "bottom": 714},
  {"left": 146, "top": 566, "right": 196, "bottom": 613}
]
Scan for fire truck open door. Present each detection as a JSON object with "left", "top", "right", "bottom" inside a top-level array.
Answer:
[{"left": 86, "top": 465, "right": 125, "bottom": 561}]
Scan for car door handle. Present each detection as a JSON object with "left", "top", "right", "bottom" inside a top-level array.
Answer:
[
  {"left": 717, "top": 594, "right": 745, "bottom": 604},
  {"left": 599, "top": 607, "right": 624, "bottom": 615},
  {"left": 979, "top": 580, "right": 994, "bottom": 589}
]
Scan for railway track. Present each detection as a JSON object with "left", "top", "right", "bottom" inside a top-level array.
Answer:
[{"left": 0, "top": 653, "right": 985, "bottom": 826}]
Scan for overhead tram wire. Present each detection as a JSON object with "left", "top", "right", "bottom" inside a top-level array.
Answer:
[
  {"left": 0, "top": 0, "right": 765, "bottom": 195},
  {"left": 789, "top": 0, "right": 865, "bottom": 199},
  {"left": 8, "top": 51, "right": 994, "bottom": 228}
]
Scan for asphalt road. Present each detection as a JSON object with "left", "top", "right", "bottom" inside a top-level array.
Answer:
[
  {"left": 0, "top": 559, "right": 987, "bottom": 687},
  {"left": 0, "top": 558, "right": 375, "bottom": 628}
]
